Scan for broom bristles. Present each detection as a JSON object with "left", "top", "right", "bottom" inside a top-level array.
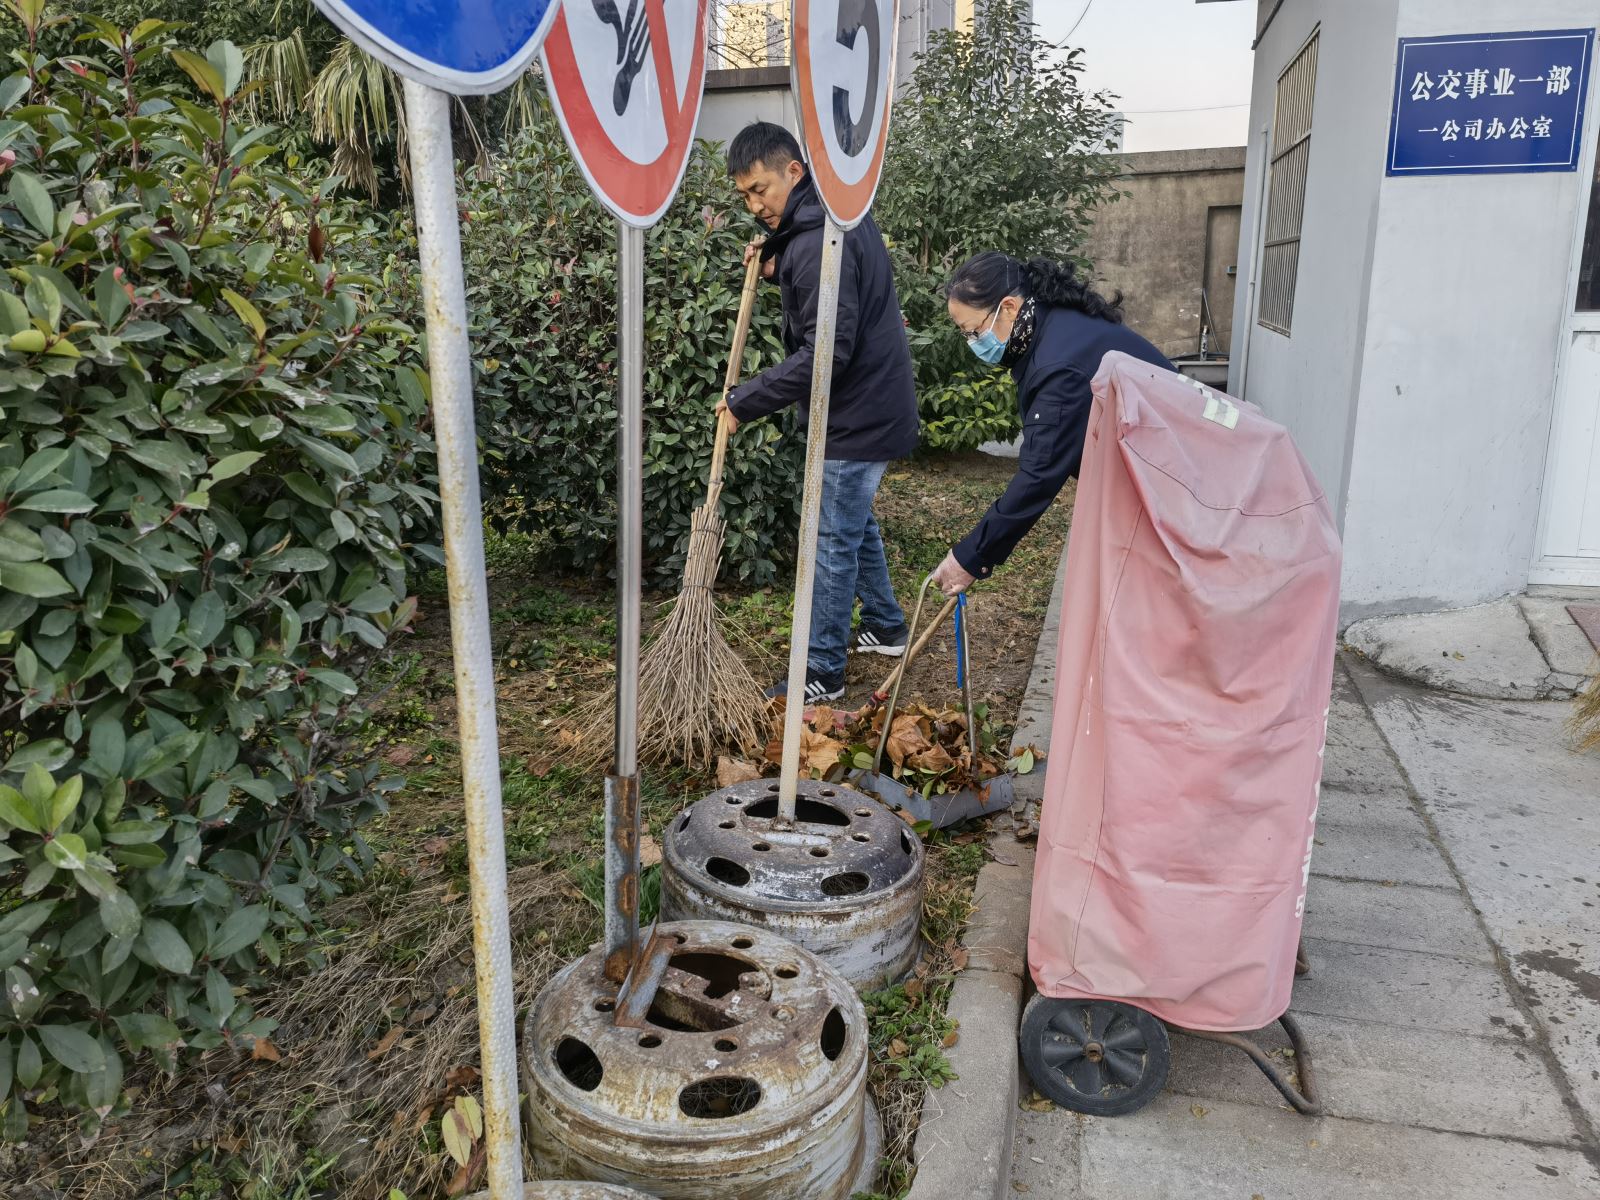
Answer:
[
  {"left": 564, "top": 500, "right": 768, "bottom": 771},
  {"left": 1574, "top": 670, "right": 1600, "bottom": 754}
]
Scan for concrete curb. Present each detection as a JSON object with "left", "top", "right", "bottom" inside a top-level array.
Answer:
[{"left": 905, "top": 552, "right": 1065, "bottom": 1200}]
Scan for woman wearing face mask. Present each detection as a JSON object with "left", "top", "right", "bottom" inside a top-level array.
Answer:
[{"left": 930, "top": 252, "right": 1173, "bottom": 598}]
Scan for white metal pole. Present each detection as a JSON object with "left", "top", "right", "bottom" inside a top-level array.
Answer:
[
  {"left": 777, "top": 218, "right": 844, "bottom": 825},
  {"left": 606, "top": 219, "right": 645, "bottom": 974},
  {"left": 402, "top": 79, "right": 521, "bottom": 1200}
]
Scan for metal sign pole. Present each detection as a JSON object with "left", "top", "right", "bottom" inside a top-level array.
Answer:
[
  {"left": 605, "top": 219, "right": 645, "bottom": 977},
  {"left": 776, "top": 218, "right": 844, "bottom": 826},
  {"left": 401, "top": 79, "right": 522, "bottom": 1200}
]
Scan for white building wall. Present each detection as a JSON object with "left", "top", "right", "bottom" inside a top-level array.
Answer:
[
  {"left": 1231, "top": 0, "right": 1599, "bottom": 619},
  {"left": 1229, "top": 0, "right": 1400, "bottom": 524},
  {"left": 699, "top": 82, "right": 801, "bottom": 149},
  {"left": 1338, "top": 0, "right": 1599, "bottom": 616}
]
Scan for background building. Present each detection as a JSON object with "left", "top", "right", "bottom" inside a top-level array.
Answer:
[
  {"left": 1082, "top": 147, "right": 1246, "bottom": 364},
  {"left": 1221, "top": 0, "right": 1600, "bottom": 618},
  {"left": 698, "top": 1, "right": 1005, "bottom": 147}
]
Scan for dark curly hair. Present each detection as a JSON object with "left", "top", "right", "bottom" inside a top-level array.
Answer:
[{"left": 944, "top": 251, "right": 1124, "bottom": 324}]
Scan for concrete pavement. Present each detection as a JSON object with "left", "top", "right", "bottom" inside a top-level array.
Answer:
[
  {"left": 1344, "top": 593, "right": 1596, "bottom": 700},
  {"left": 1006, "top": 657, "right": 1600, "bottom": 1198}
]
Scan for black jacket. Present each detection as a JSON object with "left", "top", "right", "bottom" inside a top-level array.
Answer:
[
  {"left": 952, "top": 305, "right": 1173, "bottom": 578},
  {"left": 726, "top": 173, "right": 919, "bottom": 462}
]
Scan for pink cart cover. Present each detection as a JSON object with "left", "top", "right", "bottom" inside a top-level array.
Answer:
[{"left": 1028, "top": 353, "right": 1341, "bottom": 1032}]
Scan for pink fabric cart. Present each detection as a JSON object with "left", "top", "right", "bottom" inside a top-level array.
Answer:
[{"left": 1019, "top": 352, "right": 1341, "bottom": 1117}]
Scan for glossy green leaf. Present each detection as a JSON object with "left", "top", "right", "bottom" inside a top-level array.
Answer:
[
  {"left": 0, "top": 559, "right": 73, "bottom": 597},
  {"left": 38, "top": 1025, "right": 107, "bottom": 1074},
  {"left": 0, "top": 784, "right": 40, "bottom": 834},
  {"left": 8, "top": 170, "right": 53, "bottom": 238}
]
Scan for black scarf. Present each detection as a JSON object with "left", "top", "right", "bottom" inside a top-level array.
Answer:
[{"left": 1001, "top": 296, "right": 1037, "bottom": 369}]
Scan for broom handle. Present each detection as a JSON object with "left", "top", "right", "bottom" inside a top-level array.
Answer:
[
  {"left": 705, "top": 250, "right": 765, "bottom": 505},
  {"left": 872, "top": 594, "right": 960, "bottom": 700}
]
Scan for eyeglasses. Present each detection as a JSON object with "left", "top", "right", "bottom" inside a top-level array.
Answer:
[{"left": 964, "top": 302, "right": 1003, "bottom": 344}]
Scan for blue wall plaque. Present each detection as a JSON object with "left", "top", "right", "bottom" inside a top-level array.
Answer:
[{"left": 1387, "top": 29, "right": 1593, "bottom": 176}]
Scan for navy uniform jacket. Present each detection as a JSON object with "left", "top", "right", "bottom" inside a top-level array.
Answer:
[
  {"left": 952, "top": 305, "right": 1173, "bottom": 578},
  {"left": 726, "top": 172, "right": 920, "bottom": 462}
]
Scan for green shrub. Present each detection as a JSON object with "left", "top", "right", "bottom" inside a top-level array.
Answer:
[
  {"left": 0, "top": 15, "right": 436, "bottom": 1138},
  {"left": 453, "top": 106, "right": 801, "bottom": 587},
  {"left": 916, "top": 368, "right": 1019, "bottom": 453}
]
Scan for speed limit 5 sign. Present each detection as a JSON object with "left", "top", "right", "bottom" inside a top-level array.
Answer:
[{"left": 791, "top": 0, "right": 901, "bottom": 230}]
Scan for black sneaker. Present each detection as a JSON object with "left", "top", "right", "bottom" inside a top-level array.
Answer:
[
  {"left": 853, "top": 623, "right": 909, "bottom": 658},
  {"left": 764, "top": 672, "right": 846, "bottom": 704}
]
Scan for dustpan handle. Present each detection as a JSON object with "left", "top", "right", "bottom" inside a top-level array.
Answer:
[
  {"left": 872, "top": 572, "right": 946, "bottom": 778},
  {"left": 705, "top": 251, "right": 765, "bottom": 506},
  {"left": 954, "top": 593, "right": 978, "bottom": 761}
]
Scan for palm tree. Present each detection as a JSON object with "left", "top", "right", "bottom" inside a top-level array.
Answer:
[{"left": 244, "top": 1, "right": 529, "bottom": 200}]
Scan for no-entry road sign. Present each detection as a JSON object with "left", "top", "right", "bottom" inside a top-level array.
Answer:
[
  {"left": 543, "top": 0, "right": 710, "bottom": 227},
  {"left": 309, "top": 0, "right": 560, "bottom": 95},
  {"left": 792, "top": 0, "right": 900, "bottom": 230}
]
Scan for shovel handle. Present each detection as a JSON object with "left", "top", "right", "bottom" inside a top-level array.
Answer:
[
  {"left": 872, "top": 594, "right": 960, "bottom": 703},
  {"left": 706, "top": 250, "right": 765, "bottom": 503},
  {"left": 872, "top": 575, "right": 963, "bottom": 777}
]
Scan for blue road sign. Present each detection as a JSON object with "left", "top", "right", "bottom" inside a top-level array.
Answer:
[
  {"left": 310, "top": 0, "right": 560, "bottom": 95},
  {"left": 1387, "top": 29, "right": 1594, "bottom": 176}
]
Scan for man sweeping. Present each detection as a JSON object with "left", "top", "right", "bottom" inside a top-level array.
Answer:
[{"left": 716, "top": 121, "right": 919, "bottom": 703}]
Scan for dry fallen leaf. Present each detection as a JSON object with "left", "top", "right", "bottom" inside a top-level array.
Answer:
[
  {"left": 886, "top": 714, "right": 932, "bottom": 769},
  {"left": 1021, "top": 1091, "right": 1057, "bottom": 1113},
  {"left": 942, "top": 1029, "right": 960, "bottom": 1048},
  {"left": 1190, "top": 1103, "right": 1209, "bottom": 1119},
  {"left": 639, "top": 834, "right": 662, "bottom": 868},
  {"left": 903, "top": 977, "right": 926, "bottom": 1000},
  {"left": 803, "top": 728, "right": 847, "bottom": 776},
  {"left": 368, "top": 1025, "right": 405, "bottom": 1061},
  {"left": 250, "top": 1036, "right": 281, "bottom": 1063},
  {"left": 907, "top": 744, "right": 957, "bottom": 774},
  {"left": 949, "top": 947, "right": 970, "bottom": 972},
  {"left": 716, "top": 756, "right": 762, "bottom": 788},
  {"left": 385, "top": 744, "right": 418, "bottom": 766},
  {"left": 889, "top": 1038, "right": 910, "bottom": 1058},
  {"left": 445, "top": 1064, "right": 481, "bottom": 1090}
]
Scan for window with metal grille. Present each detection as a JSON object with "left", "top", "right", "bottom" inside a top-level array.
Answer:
[{"left": 1259, "top": 31, "right": 1319, "bottom": 336}]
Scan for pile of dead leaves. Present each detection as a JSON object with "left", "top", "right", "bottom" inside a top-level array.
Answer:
[{"left": 732, "top": 696, "right": 1033, "bottom": 797}]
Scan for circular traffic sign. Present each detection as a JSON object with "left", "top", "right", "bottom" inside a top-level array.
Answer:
[
  {"left": 310, "top": 0, "right": 560, "bottom": 95},
  {"left": 542, "top": 0, "right": 710, "bottom": 227},
  {"left": 791, "top": 0, "right": 900, "bottom": 230}
]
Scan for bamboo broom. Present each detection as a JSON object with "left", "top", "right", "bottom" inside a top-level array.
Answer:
[
  {"left": 1574, "top": 672, "right": 1600, "bottom": 754},
  {"left": 573, "top": 255, "right": 768, "bottom": 769}
]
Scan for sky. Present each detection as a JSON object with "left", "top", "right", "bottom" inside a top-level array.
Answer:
[{"left": 1035, "top": 0, "right": 1257, "bottom": 153}]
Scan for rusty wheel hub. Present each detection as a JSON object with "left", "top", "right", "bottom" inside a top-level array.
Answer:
[
  {"left": 660, "top": 779, "right": 925, "bottom": 990},
  {"left": 526, "top": 920, "right": 875, "bottom": 1199}
]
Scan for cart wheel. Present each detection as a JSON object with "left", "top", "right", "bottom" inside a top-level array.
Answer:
[{"left": 1019, "top": 995, "right": 1170, "bottom": 1117}]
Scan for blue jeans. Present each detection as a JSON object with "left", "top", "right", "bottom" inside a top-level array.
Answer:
[{"left": 808, "top": 459, "right": 905, "bottom": 680}]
